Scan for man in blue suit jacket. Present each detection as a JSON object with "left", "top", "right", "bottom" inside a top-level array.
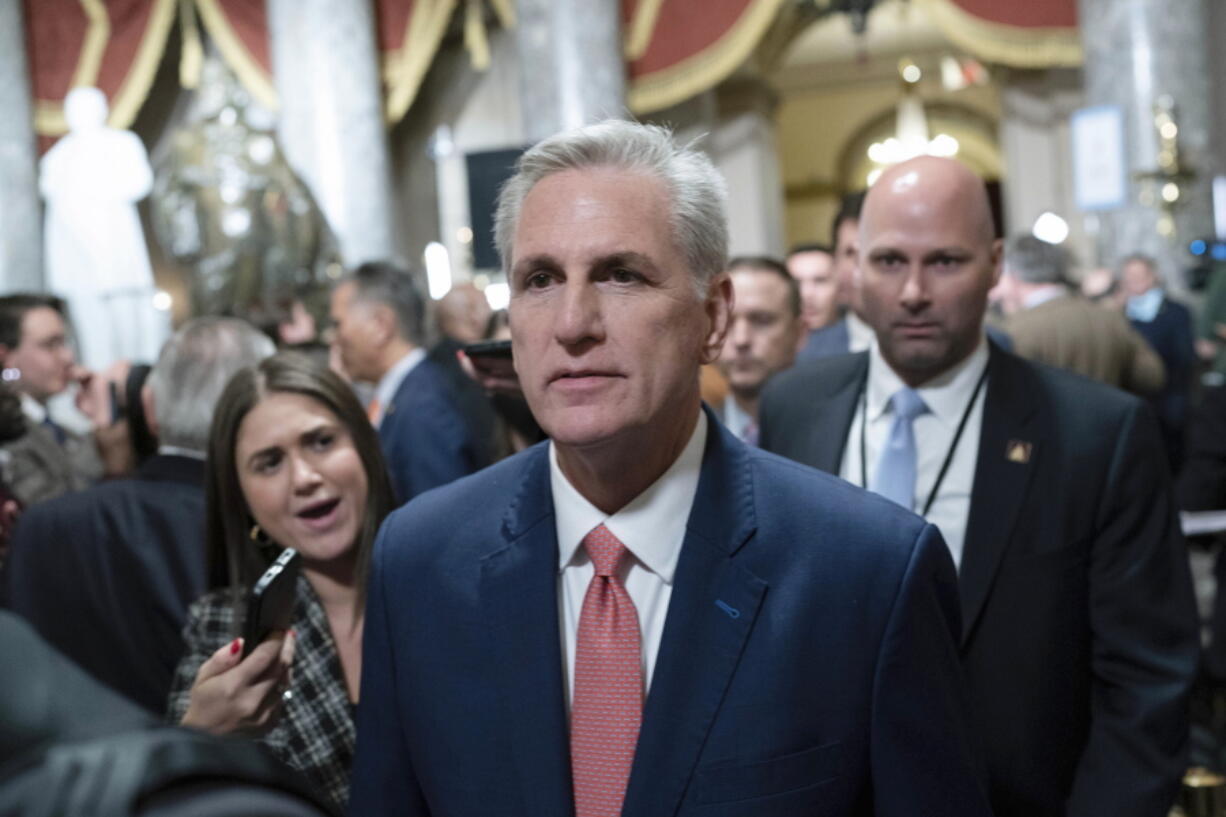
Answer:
[
  {"left": 330, "top": 262, "right": 491, "bottom": 504},
  {"left": 349, "top": 121, "right": 991, "bottom": 816}
]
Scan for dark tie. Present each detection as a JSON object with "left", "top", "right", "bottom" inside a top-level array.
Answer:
[{"left": 42, "top": 416, "right": 66, "bottom": 445}]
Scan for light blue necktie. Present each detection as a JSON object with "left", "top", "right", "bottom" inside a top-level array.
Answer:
[{"left": 870, "top": 387, "right": 929, "bottom": 510}]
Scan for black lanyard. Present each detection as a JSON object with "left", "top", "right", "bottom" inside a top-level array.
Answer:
[{"left": 859, "top": 366, "right": 989, "bottom": 517}]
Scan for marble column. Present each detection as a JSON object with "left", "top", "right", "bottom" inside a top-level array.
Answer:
[
  {"left": 710, "top": 79, "right": 787, "bottom": 258},
  {"left": 1078, "top": 0, "right": 1213, "bottom": 294},
  {"left": 998, "top": 69, "right": 1087, "bottom": 267},
  {"left": 514, "top": 0, "right": 625, "bottom": 143},
  {"left": 0, "top": 0, "right": 43, "bottom": 290},
  {"left": 267, "top": 0, "right": 400, "bottom": 267}
]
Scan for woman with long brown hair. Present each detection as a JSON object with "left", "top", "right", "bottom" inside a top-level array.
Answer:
[{"left": 168, "top": 351, "right": 394, "bottom": 813}]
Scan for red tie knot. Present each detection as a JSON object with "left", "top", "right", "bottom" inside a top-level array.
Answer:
[{"left": 582, "top": 524, "right": 627, "bottom": 578}]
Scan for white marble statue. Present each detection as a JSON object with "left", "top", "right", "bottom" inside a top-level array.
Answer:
[{"left": 40, "top": 87, "right": 168, "bottom": 369}]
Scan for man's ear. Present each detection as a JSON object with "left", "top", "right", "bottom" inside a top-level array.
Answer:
[
  {"left": 699, "top": 273, "right": 734, "bottom": 365},
  {"left": 368, "top": 302, "right": 398, "bottom": 347},
  {"left": 141, "top": 383, "right": 158, "bottom": 438},
  {"left": 989, "top": 238, "right": 1004, "bottom": 289}
]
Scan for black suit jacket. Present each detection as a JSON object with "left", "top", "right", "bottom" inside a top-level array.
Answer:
[
  {"left": 1, "top": 454, "right": 206, "bottom": 713},
  {"left": 760, "top": 345, "right": 1199, "bottom": 817}
]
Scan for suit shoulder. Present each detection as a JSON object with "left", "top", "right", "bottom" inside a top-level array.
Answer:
[
  {"left": 376, "top": 446, "right": 545, "bottom": 561},
  {"left": 762, "top": 352, "right": 866, "bottom": 413},
  {"left": 1011, "top": 351, "right": 1143, "bottom": 415},
  {"left": 745, "top": 446, "right": 929, "bottom": 560}
]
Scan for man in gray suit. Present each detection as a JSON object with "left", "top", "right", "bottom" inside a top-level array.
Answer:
[{"left": 0, "top": 294, "right": 129, "bottom": 505}]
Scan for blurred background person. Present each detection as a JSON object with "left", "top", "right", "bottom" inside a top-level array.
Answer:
[
  {"left": 168, "top": 352, "right": 394, "bottom": 814},
  {"left": 786, "top": 244, "right": 842, "bottom": 359},
  {"left": 329, "top": 262, "right": 489, "bottom": 504},
  {"left": 428, "top": 282, "right": 500, "bottom": 467},
  {"left": 996, "top": 235, "right": 1165, "bottom": 396},
  {"left": 432, "top": 282, "right": 492, "bottom": 349},
  {"left": 2, "top": 318, "right": 274, "bottom": 713},
  {"left": 830, "top": 191, "right": 876, "bottom": 354},
  {"left": 1120, "top": 253, "right": 1197, "bottom": 471},
  {"left": 0, "top": 294, "right": 131, "bottom": 505},
  {"left": 0, "top": 382, "right": 25, "bottom": 569},
  {"left": 716, "top": 256, "right": 805, "bottom": 444}
]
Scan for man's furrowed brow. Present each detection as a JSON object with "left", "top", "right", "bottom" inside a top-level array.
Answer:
[
  {"left": 597, "top": 251, "right": 658, "bottom": 272},
  {"left": 511, "top": 253, "right": 560, "bottom": 277}
]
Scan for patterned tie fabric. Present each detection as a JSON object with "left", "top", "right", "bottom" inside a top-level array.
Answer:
[
  {"left": 571, "top": 524, "right": 643, "bottom": 817},
  {"left": 870, "top": 387, "right": 929, "bottom": 510}
]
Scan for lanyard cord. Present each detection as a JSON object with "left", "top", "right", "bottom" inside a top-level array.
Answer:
[{"left": 859, "top": 366, "right": 989, "bottom": 517}]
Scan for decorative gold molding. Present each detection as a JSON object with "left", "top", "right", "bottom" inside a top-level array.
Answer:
[
  {"left": 34, "top": 0, "right": 175, "bottom": 136},
  {"left": 110, "top": 0, "right": 177, "bottom": 128},
  {"left": 487, "top": 0, "right": 515, "bottom": 28},
  {"left": 194, "top": 0, "right": 278, "bottom": 110},
  {"left": 628, "top": 0, "right": 787, "bottom": 115},
  {"left": 918, "top": 0, "right": 1081, "bottom": 68},
  {"left": 625, "top": 0, "right": 666, "bottom": 61},
  {"left": 384, "top": 0, "right": 459, "bottom": 123},
  {"left": 71, "top": 0, "right": 111, "bottom": 90},
  {"left": 464, "top": 0, "right": 491, "bottom": 71},
  {"left": 178, "top": 0, "right": 204, "bottom": 88}
]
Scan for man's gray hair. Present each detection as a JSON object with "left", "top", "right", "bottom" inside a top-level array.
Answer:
[
  {"left": 148, "top": 317, "right": 275, "bottom": 452},
  {"left": 1004, "top": 234, "right": 1069, "bottom": 285},
  {"left": 494, "top": 119, "right": 729, "bottom": 289},
  {"left": 342, "top": 261, "right": 430, "bottom": 347},
  {"left": 1120, "top": 252, "right": 1163, "bottom": 283}
]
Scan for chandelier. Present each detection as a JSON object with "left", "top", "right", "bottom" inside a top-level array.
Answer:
[{"left": 865, "top": 59, "right": 961, "bottom": 186}]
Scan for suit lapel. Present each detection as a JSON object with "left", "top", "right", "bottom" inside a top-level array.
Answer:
[
  {"left": 958, "top": 347, "right": 1042, "bottom": 645},
  {"left": 805, "top": 354, "right": 867, "bottom": 473},
  {"left": 481, "top": 446, "right": 574, "bottom": 817},
  {"left": 621, "top": 417, "right": 767, "bottom": 817}
]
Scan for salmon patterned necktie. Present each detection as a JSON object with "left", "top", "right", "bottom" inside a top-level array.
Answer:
[{"left": 571, "top": 523, "right": 643, "bottom": 817}]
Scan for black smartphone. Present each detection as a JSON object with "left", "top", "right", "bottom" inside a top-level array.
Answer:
[
  {"left": 107, "top": 381, "right": 123, "bottom": 425},
  {"left": 241, "top": 548, "right": 300, "bottom": 658},
  {"left": 462, "top": 339, "right": 513, "bottom": 360}
]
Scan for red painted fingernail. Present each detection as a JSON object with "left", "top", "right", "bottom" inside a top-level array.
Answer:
[{"left": 229, "top": 638, "right": 241, "bottom": 655}]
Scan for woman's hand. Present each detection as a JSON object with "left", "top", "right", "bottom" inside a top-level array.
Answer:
[{"left": 180, "top": 631, "right": 296, "bottom": 735}]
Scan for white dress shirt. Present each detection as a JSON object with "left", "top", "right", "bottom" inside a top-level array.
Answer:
[
  {"left": 721, "top": 395, "right": 755, "bottom": 443},
  {"left": 846, "top": 311, "right": 875, "bottom": 353},
  {"left": 839, "top": 339, "right": 989, "bottom": 568},
  {"left": 553, "top": 412, "right": 707, "bottom": 710},
  {"left": 369, "top": 347, "right": 425, "bottom": 428}
]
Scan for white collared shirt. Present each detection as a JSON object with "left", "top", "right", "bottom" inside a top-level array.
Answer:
[
  {"left": 20, "top": 392, "right": 47, "bottom": 424},
  {"left": 553, "top": 412, "right": 707, "bottom": 710},
  {"left": 369, "top": 347, "right": 426, "bottom": 428},
  {"left": 721, "top": 395, "right": 755, "bottom": 444},
  {"left": 839, "top": 339, "right": 989, "bottom": 568},
  {"left": 846, "top": 311, "right": 875, "bottom": 353}
]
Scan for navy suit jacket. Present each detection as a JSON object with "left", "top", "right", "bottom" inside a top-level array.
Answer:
[
  {"left": 378, "top": 358, "right": 490, "bottom": 505},
  {"left": 1, "top": 454, "right": 206, "bottom": 713},
  {"left": 797, "top": 319, "right": 850, "bottom": 361},
  {"left": 759, "top": 345, "right": 1199, "bottom": 817},
  {"left": 349, "top": 414, "right": 992, "bottom": 816}
]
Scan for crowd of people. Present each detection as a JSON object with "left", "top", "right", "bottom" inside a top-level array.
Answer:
[{"left": 0, "top": 118, "right": 1223, "bottom": 816}]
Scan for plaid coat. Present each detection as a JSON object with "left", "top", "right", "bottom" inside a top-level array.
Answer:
[{"left": 168, "top": 576, "right": 356, "bottom": 814}]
